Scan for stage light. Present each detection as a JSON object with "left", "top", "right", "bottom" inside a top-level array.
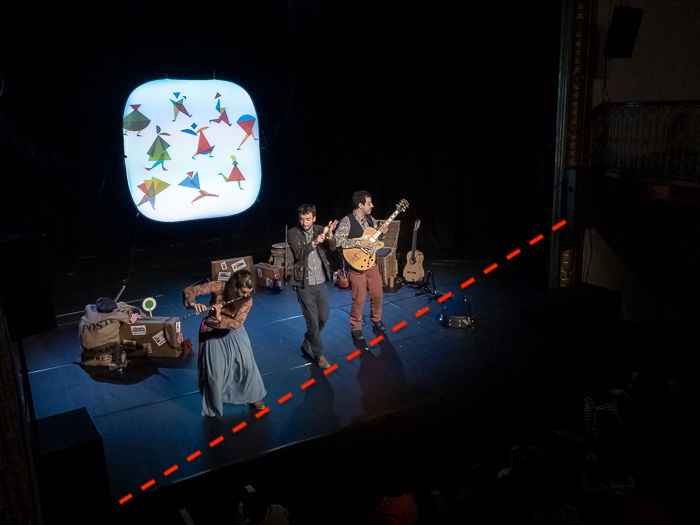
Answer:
[{"left": 123, "top": 79, "right": 261, "bottom": 222}]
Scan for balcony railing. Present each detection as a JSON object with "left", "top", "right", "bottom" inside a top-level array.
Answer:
[{"left": 591, "top": 102, "right": 700, "bottom": 186}]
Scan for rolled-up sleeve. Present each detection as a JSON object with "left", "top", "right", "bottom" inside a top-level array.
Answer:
[{"left": 183, "top": 281, "right": 222, "bottom": 308}]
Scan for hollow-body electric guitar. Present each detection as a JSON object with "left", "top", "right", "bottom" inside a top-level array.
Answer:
[{"left": 342, "top": 199, "right": 409, "bottom": 271}]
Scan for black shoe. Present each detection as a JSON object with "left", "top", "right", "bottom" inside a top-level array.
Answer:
[
  {"left": 372, "top": 320, "right": 387, "bottom": 333},
  {"left": 300, "top": 339, "right": 315, "bottom": 360},
  {"left": 351, "top": 330, "right": 367, "bottom": 348},
  {"left": 350, "top": 330, "right": 365, "bottom": 343}
]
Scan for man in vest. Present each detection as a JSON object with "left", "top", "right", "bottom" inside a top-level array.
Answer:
[{"left": 334, "top": 190, "right": 389, "bottom": 347}]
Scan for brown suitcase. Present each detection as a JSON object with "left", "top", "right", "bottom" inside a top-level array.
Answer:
[
  {"left": 210, "top": 255, "right": 254, "bottom": 282},
  {"left": 254, "top": 262, "right": 284, "bottom": 289},
  {"left": 119, "top": 316, "right": 183, "bottom": 357}
]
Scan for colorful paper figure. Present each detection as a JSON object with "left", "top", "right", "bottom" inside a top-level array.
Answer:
[
  {"left": 123, "top": 104, "right": 151, "bottom": 136},
  {"left": 191, "top": 190, "right": 219, "bottom": 204},
  {"left": 236, "top": 114, "right": 257, "bottom": 149},
  {"left": 137, "top": 177, "right": 171, "bottom": 209},
  {"left": 219, "top": 155, "right": 245, "bottom": 189},
  {"left": 182, "top": 124, "right": 215, "bottom": 159},
  {"left": 209, "top": 95, "right": 232, "bottom": 126},
  {"left": 178, "top": 171, "right": 200, "bottom": 189},
  {"left": 170, "top": 92, "right": 192, "bottom": 121},
  {"left": 145, "top": 126, "right": 171, "bottom": 171}
]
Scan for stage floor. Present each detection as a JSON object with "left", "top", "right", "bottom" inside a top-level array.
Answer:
[
  {"left": 27, "top": 252, "right": 645, "bottom": 523},
  {"left": 25, "top": 258, "right": 549, "bottom": 497}
]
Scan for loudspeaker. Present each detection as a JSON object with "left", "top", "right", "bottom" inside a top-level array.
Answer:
[
  {"left": 0, "top": 232, "right": 57, "bottom": 340},
  {"left": 439, "top": 293, "right": 475, "bottom": 329},
  {"left": 36, "top": 408, "right": 110, "bottom": 524},
  {"left": 605, "top": 6, "right": 643, "bottom": 58}
]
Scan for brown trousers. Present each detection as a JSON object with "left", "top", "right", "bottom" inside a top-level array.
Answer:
[{"left": 348, "top": 265, "right": 383, "bottom": 331}]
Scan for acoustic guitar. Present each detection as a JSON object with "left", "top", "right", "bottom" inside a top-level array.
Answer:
[
  {"left": 343, "top": 199, "right": 409, "bottom": 271},
  {"left": 403, "top": 219, "right": 425, "bottom": 282}
]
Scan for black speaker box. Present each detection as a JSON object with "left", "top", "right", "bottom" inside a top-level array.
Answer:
[
  {"left": 605, "top": 6, "right": 643, "bottom": 58},
  {"left": 439, "top": 293, "right": 475, "bottom": 329},
  {"left": 36, "top": 408, "right": 110, "bottom": 524}
]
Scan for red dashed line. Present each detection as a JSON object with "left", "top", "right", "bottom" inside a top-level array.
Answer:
[
  {"left": 301, "top": 378, "right": 316, "bottom": 390},
  {"left": 415, "top": 306, "right": 430, "bottom": 317},
  {"left": 232, "top": 421, "right": 248, "bottom": 433},
  {"left": 255, "top": 407, "right": 270, "bottom": 418},
  {"left": 141, "top": 479, "right": 155, "bottom": 491},
  {"left": 437, "top": 292, "right": 453, "bottom": 303},
  {"left": 529, "top": 234, "right": 544, "bottom": 245},
  {"left": 163, "top": 465, "right": 179, "bottom": 476},
  {"left": 117, "top": 220, "right": 565, "bottom": 505},
  {"left": 392, "top": 321, "right": 407, "bottom": 332},
  {"left": 278, "top": 393, "right": 293, "bottom": 404},
  {"left": 483, "top": 263, "right": 498, "bottom": 274},
  {"left": 461, "top": 277, "right": 476, "bottom": 288},
  {"left": 370, "top": 335, "right": 384, "bottom": 346}
]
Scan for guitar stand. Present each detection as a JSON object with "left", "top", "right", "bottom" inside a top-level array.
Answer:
[{"left": 414, "top": 269, "right": 442, "bottom": 299}]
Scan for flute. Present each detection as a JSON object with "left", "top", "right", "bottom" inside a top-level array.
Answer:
[{"left": 181, "top": 297, "right": 248, "bottom": 320}]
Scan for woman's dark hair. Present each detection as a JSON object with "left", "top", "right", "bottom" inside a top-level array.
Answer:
[
  {"left": 297, "top": 203, "right": 316, "bottom": 217},
  {"left": 223, "top": 269, "right": 255, "bottom": 302},
  {"left": 352, "top": 190, "right": 371, "bottom": 209}
]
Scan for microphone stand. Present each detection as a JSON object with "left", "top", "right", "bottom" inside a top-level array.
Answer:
[{"left": 113, "top": 279, "right": 127, "bottom": 302}]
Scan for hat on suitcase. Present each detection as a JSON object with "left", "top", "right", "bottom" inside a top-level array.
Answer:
[{"left": 96, "top": 297, "right": 118, "bottom": 313}]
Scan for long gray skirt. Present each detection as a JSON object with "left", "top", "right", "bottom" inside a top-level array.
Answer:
[{"left": 199, "top": 322, "right": 266, "bottom": 417}]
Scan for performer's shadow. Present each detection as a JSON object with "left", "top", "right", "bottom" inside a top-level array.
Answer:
[
  {"left": 278, "top": 365, "right": 342, "bottom": 444},
  {"left": 356, "top": 332, "right": 428, "bottom": 417}
]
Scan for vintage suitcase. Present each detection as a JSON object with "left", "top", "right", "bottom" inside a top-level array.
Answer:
[
  {"left": 210, "top": 255, "right": 254, "bottom": 282},
  {"left": 119, "top": 316, "right": 183, "bottom": 357},
  {"left": 254, "top": 262, "right": 284, "bottom": 289}
]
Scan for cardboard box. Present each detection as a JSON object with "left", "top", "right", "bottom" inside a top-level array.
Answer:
[
  {"left": 119, "top": 316, "right": 182, "bottom": 357},
  {"left": 254, "top": 262, "right": 284, "bottom": 289},
  {"left": 210, "top": 255, "right": 254, "bottom": 282}
]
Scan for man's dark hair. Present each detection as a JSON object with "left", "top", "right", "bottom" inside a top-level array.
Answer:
[
  {"left": 297, "top": 204, "right": 316, "bottom": 217},
  {"left": 352, "top": 191, "right": 372, "bottom": 209}
]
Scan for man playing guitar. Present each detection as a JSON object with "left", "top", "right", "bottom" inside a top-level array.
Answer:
[{"left": 334, "top": 190, "right": 389, "bottom": 346}]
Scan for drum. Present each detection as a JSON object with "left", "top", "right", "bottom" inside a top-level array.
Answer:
[{"left": 269, "top": 242, "right": 293, "bottom": 277}]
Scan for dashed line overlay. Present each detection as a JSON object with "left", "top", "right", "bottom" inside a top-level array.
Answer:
[{"left": 118, "top": 220, "right": 565, "bottom": 504}]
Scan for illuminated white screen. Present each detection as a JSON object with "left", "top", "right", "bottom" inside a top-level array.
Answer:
[{"left": 123, "top": 79, "right": 261, "bottom": 222}]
